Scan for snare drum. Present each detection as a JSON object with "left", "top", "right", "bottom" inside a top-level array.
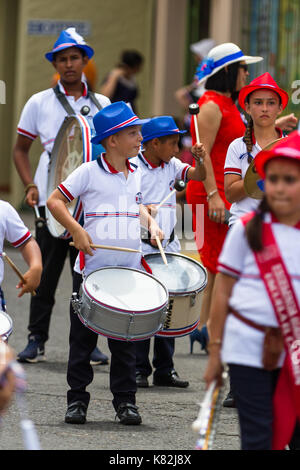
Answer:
[
  {"left": 71, "top": 267, "right": 169, "bottom": 341},
  {"left": 144, "top": 253, "right": 207, "bottom": 337},
  {"left": 0, "top": 310, "right": 13, "bottom": 341}
]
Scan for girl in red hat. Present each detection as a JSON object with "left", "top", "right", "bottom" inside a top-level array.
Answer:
[
  {"left": 224, "top": 72, "right": 288, "bottom": 228},
  {"left": 204, "top": 131, "right": 300, "bottom": 450}
]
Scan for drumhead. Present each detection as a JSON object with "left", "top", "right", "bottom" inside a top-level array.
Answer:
[
  {"left": 0, "top": 311, "right": 13, "bottom": 338},
  {"left": 144, "top": 253, "right": 207, "bottom": 295},
  {"left": 83, "top": 267, "right": 169, "bottom": 313},
  {"left": 46, "top": 115, "right": 92, "bottom": 238}
]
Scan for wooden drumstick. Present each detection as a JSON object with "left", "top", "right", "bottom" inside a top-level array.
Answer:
[
  {"left": 155, "top": 236, "right": 168, "bottom": 266},
  {"left": 2, "top": 252, "right": 36, "bottom": 296},
  {"left": 189, "top": 103, "right": 201, "bottom": 144},
  {"left": 69, "top": 242, "right": 141, "bottom": 253}
]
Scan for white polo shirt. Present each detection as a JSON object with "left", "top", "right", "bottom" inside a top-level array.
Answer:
[
  {"left": 58, "top": 154, "right": 143, "bottom": 276},
  {"left": 17, "top": 80, "right": 110, "bottom": 206},
  {"left": 0, "top": 201, "right": 32, "bottom": 286},
  {"left": 218, "top": 213, "right": 300, "bottom": 369},
  {"left": 133, "top": 152, "right": 191, "bottom": 254}
]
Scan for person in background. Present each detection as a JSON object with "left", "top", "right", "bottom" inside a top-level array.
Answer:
[{"left": 99, "top": 50, "right": 144, "bottom": 113}]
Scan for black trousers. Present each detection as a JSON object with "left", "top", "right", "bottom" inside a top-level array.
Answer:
[
  {"left": 135, "top": 337, "right": 175, "bottom": 378},
  {"left": 67, "top": 271, "right": 137, "bottom": 411},
  {"left": 28, "top": 207, "right": 78, "bottom": 343},
  {"left": 229, "top": 364, "right": 300, "bottom": 450}
]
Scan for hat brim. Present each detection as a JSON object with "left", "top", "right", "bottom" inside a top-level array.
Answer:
[
  {"left": 45, "top": 44, "right": 94, "bottom": 62},
  {"left": 253, "top": 137, "right": 300, "bottom": 178},
  {"left": 91, "top": 118, "right": 150, "bottom": 145},
  {"left": 197, "top": 55, "right": 263, "bottom": 85},
  {"left": 142, "top": 129, "right": 187, "bottom": 144},
  {"left": 238, "top": 85, "right": 289, "bottom": 111}
]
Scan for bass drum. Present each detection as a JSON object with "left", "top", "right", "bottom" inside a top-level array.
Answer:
[{"left": 46, "top": 114, "right": 104, "bottom": 239}]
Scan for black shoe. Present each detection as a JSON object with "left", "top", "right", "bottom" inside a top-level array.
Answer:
[
  {"left": 222, "top": 390, "right": 236, "bottom": 408},
  {"left": 153, "top": 370, "right": 189, "bottom": 388},
  {"left": 136, "top": 373, "right": 149, "bottom": 388},
  {"left": 65, "top": 401, "right": 87, "bottom": 424},
  {"left": 116, "top": 403, "right": 142, "bottom": 425}
]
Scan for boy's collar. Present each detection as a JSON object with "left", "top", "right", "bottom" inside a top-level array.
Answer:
[
  {"left": 138, "top": 151, "right": 165, "bottom": 169},
  {"left": 57, "top": 79, "right": 88, "bottom": 97},
  {"left": 97, "top": 153, "right": 136, "bottom": 174}
]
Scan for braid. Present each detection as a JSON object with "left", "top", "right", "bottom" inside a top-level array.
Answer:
[
  {"left": 245, "top": 196, "right": 270, "bottom": 251},
  {"left": 243, "top": 116, "right": 254, "bottom": 164}
]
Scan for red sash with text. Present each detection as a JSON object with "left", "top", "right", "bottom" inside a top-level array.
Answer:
[{"left": 242, "top": 213, "right": 300, "bottom": 449}]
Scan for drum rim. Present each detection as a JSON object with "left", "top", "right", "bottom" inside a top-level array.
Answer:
[
  {"left": 83, "top": 266, "right": 169, "bottom": 314},
  {"left": 144, "top": 252, "right": 208, "bottom": 295},
  {"left": 0, "top": 310, "right": 13, "bottom": 338}
]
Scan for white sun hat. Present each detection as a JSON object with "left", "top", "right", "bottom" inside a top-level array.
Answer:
[{"left": 195, "top": 42, "right": 263, "bottom": 84}]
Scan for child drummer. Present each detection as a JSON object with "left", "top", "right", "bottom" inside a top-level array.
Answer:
[
  {"left": 47, "top": 101, "right": 164, "bottom": 425},
  {"left": 132, "top": 116, "right": 207, "bottom": 388}
]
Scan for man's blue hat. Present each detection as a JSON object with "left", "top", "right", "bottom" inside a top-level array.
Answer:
[
  {"left": 91, "top": 101, "right": 149, "bottom": 144},
  {"left": 141, "top": 116, "right": 186, "bottom": 144},
  {"left": 45, "top": 27, "right": 94, "bottom": 62}
]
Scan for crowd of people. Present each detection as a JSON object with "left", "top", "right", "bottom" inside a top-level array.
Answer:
[{"left": 0, "top": 27, "right": 300, "bottom": 450}]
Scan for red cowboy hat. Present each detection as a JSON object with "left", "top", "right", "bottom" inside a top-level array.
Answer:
[
  {"left": 255, "top": 131, "right": 300, "bottom": 178},
  {"left": 238, "top": 72, "right": 289, "bottom": 111}
]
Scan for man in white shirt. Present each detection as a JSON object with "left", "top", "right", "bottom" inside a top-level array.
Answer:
[{"left": 13, "top": 28, "right": 110, "bottom": 364}]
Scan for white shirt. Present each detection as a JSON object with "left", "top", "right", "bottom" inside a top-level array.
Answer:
[
  {"left": 0, "top": 201, "right": 32, "bottom": 285},
  {"left": 132, "top": 152, "right": 191, "bottom": 254},
  {"left": 58, "top": 155, "right": 143, "bottom": 276},
  {"left": 218, "top": 214, "right": 300, "bottom": 369},
  {"left": 224, "top": 137, "right": 261, "bottom": 226},
  {"left": 17, "top": 81, "right": 110, "bottom": 206}
]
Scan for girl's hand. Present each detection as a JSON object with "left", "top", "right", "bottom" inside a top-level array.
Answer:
[
  {"left": 208, "top": 192, "right": 226, "bottom": 224},
  {"left": 203, "top": 351, "right": 224, "bottom": 389}
]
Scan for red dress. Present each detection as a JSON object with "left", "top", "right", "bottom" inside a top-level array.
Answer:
[{"left": 186, "top": 91, "right": 245, "bottom": 274}]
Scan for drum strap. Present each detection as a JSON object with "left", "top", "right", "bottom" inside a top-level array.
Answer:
[
  {"left": 53, "top": 85, "right": 103, "bottom": 115},
  {"left": 0, "top": 287, "right": 6, "bottom": 311}
]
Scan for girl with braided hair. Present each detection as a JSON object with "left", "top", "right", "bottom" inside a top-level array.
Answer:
[{"left": 224, "top": 73, "right": 288, "bottom": 228}]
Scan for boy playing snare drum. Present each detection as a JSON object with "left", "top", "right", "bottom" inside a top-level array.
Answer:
[{"left": 47, "top": 101, "right": 163, "bottom": 425}]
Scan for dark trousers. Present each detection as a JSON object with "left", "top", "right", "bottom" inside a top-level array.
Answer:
[
  {"left": 67, "top": 271, "right": 137, "bottom": 411},
  {"left": 229, "top": 364, "right": 300, "bottom": 450},
  {"left": 136, "top": 336, "right": 175, "bottom": 378},
  {"left": 28, "top": 207, "right": 78, "bottom": 343}
]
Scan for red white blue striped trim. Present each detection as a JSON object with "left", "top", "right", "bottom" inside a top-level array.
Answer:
[
  {"left": 77, "top": 114, "right": 92, "bottom": 163},
  {"left": 17, "top": 128, "right": 37, "bottom": 140},
  {"left": 224, "top": 167, "right": 242, "bottom": 176},
  {"left": 138, "top": 152, "right": 165, "bottom": 169},
  {"left": 58, "top": 184, "right": 74, "bottom": 202},
  {"left": 156, "top": 318, "right": 199, "bottom": 337},
  {"left": 181, "top": 165, "right": 191, "bottom": 181},
  {"left": 52, "top": 42, "right": 79, "bottom": 52},
  {"left": 85, "top": 212, "right": 139, "bottom": 219},
  {"left": 11, "top": 231, "right": 32, "bottom": 248}
]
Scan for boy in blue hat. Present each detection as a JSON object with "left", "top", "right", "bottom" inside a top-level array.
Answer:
[
  {"left": 13, "top": 28, "right": 110, "bottom": 365},
  {"left": 47, "top": 101, "right": 164, "bottom": 425},
  {"left": 132, "top": 116, "right": 206, "bottom": 388}
]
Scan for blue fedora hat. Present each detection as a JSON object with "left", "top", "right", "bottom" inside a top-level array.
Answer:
[
  {"left": 45, "top": 27, "right": 94, "bottom": 62},
  {"left": 91, "top": 101, "right": 149, "bottom": 144},
  {"left": 141, "top": 116, "right": 186, "bottom": 144}
]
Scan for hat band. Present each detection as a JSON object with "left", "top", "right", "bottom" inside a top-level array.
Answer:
[
  {"left": 105, "top": 115, "right": 139, "bottom": 133},
  {"left": 52, "top": 42, "right": 78, "bottom": 52},
  {"left": 196, "top": 50, "right": 244, "bottom": 81}
]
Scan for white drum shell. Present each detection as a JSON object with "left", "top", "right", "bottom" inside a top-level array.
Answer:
[{"left": 144, "top": 253, "right": 207, "bottom": 337}]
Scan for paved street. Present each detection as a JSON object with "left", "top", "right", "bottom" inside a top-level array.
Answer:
[{"left": 0, "top": 210, "right": 240, "bottom": 451}]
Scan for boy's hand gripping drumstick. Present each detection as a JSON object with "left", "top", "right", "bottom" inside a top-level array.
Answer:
[{"left": 2, "top": 252, "right": 36, "bottom": 296}]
